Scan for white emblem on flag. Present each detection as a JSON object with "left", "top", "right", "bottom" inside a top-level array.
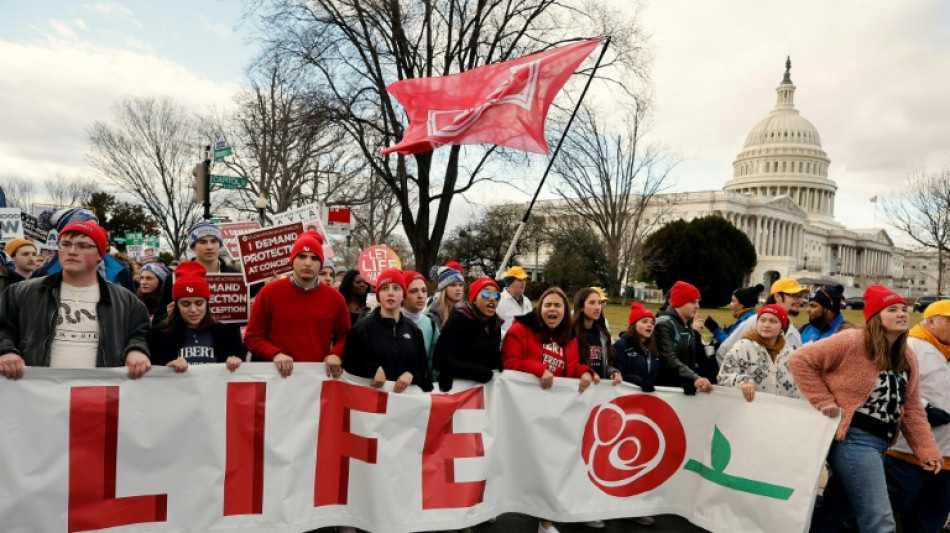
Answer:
[{"left": 426, "top": 60, "right": 541, "bottom": 141}]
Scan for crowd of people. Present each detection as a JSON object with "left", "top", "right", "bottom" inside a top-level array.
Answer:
[{"left": 1, "top": 211, "right": 950, "bottom": 533}]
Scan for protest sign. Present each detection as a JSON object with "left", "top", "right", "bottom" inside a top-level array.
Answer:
[
  {"left": 219, "top": 221, "right": 261, "bottom": 259},
  {"left": 237, "top": 222, "right": 304, "bottom": 284},
  {"left": 358, "top": 245, "right": 401, "bottom": 287},
  {"left": 206, "top": 273, "right": 249, "bottom": 323},
  {"left": 0, "top": 368, "right": 836, "bottom": 533},
  {"left": 0, "top": 208, "right": 25, "bottom": 241},
  {"left": 21, "top": 212, "right": 45, "bottom": 242},
  {"left": 272, "top": 203, "right": 335, "bottom": 258}
]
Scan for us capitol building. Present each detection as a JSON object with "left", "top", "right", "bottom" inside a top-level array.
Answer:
[{"left": 533, "top": 58, "right": 940, "bottom": 296}]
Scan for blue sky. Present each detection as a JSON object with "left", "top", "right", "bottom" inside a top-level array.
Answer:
[
  {"left": 0, "top": 1, "right": 255, "bottom": 84},
  {"left": 2, "top": 1, "right": 950, "bottom": 244}
]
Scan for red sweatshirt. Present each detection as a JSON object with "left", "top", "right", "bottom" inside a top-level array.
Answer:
[
  {"left": 501, "top": 315, "right": 591, "bottom": 378},
  {"left": 244, "top": 278, "right": 350, "bottom": 362}
]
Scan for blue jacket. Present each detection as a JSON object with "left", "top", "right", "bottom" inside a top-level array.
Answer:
[
  {"left": 711, "top": 309, "right": 756, "bottom": 345},
  {"left": 32, "top": 255, "right": 135, "bottom": 293},
  {"left": 613, "top": 333, "right": 661, "bottom": 387},
  {"left": 799, "top": 313, "right": 848, "bottom": 344}
]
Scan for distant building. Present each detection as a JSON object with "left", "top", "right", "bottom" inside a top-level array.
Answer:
[{"left": 528, "top": 58, "right": 916, "bottom": 294}]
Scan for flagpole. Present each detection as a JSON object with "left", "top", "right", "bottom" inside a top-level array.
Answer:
[{"left": 496, "top": 36, "right": 612, "bottom": 281}]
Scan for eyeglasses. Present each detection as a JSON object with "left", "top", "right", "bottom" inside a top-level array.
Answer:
[
  {"left": 479, "top": 290, "right": 501, "bottom": 300},
  {"left": 59, "top": 241, "right": 98, "bottom": 252}
]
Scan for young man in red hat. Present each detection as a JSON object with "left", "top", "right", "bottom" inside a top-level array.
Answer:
[
  {"left": 244, "top": 231, "right": 349, "bottom": 378},
  {"left": 654, "top": 281, "right": 716, "bottom": 393},
  {"left": 0, "top": 221, "right": 151, "bottom": 379}
]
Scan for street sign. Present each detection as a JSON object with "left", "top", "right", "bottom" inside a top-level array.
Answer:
[
  {"left": 213, "top": 146, "right": 232, "bottom": 160},
  {"left": 215, "top": 140, "right": 227, "bottom": 149},
  {"left": 210, "top": 175, "right": 248, "bottom": 189}
]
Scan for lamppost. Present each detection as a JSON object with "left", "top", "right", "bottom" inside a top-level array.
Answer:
[{"left": 255, "top": 194, "right": 267, "bottom": 226}]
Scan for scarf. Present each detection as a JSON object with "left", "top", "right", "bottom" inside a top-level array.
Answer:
[
  {"left": 744, "top": 330, "right": 786, "bottom": 361},
  {"left": 401, "top": 308, "right": 424, "bottom": 323},
  {"left": 909, "top": 324, "right": 950, "bottom": 362}
]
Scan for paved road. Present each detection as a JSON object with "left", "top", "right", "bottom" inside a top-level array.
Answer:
[
  {"left": 470, "top": 513, "right": 709, "bottom": 533},
  {"left": 314, "top": 513, "right": 709, "bottom": 533}
]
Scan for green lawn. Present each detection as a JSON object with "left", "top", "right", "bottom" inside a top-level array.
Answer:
[{"left": 601, "top": 301, "right": 923, "bottom": 340}]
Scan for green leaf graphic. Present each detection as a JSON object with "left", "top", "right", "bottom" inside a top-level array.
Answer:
[{"left": 710, "top": 425, "right": 731, "bottom": 472}]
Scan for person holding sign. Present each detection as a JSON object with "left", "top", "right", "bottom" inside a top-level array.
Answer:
[
  {"left": 342, "top": 268, "right": 433, "bottom": 393},
  {"left": 244, "top": 231, "right": 349, "bottom": 378},
  {"left": 146, "top": 262, "right": 243, "bottom": 371}
]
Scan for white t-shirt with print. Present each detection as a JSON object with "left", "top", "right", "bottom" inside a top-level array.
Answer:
[{"left": 49, "top": 283, "right": 100, "bottom": 368}]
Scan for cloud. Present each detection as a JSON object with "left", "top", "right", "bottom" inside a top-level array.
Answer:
[
  {"left": 0, "top": 39, "right": 238, "bottom": 180},
  {"left": 83, "top": 0, "right": 142, "bottom": 28},
  {"left": 200, "top": 15, "right": 232, "bottom": 42},
  {"left": 638, "top": 0, "right": 950, "bottom": 229}
]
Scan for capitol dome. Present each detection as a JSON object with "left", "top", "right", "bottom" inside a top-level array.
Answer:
[{"left": 723, "top": 58, "right": 836, "bottom": 220}]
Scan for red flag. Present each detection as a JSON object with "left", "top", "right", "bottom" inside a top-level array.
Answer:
[
  {"left": 870, "top": 196, "right": 878, "bottom": 203},
  {"left": 381, "top": 39, "right": 601, "bottom": 156}
]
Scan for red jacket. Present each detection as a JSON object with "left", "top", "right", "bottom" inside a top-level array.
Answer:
[{"left": 501, "top": 314, "right": 592, "bottom": 378}]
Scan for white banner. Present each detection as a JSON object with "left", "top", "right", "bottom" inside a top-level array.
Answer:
[{"left": 0, "top": 366, "right": 837, "bottom": 533}]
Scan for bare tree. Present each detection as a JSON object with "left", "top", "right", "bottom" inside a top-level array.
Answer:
[
  {"left": 205, "top": 55, "right": 361, "bottom": 221},
  {"left": 0, "top": 175, "right": 37, "bottom": 212},
  {"left": 550, "top": 103, "right": 676, "bottom": 297},
  {"left": 350, "top": 171, "right": 403, "bottom": 251},
  {"left": 253, "top": 0, "right": 650, "bottom": 274},
  {"left": 885, "top": 167, "right": 950, "bottom": 297},
  {"left": 44, "top": 175, "right": 96, "bottom": 207},
  {"left": 87, "top": 96, "right": 204, "bottom": 258}
]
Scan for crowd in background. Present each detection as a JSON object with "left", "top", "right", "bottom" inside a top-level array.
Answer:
[{"left": 2, "top": 209, "right": 950, "bottom": 533}]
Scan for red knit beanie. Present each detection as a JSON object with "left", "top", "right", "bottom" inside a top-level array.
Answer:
[
  {"left": 290, "top": 231, "right": 325, "bottom": 264},
  {"left": 669, "top": 281, "right": 701, "bottom": 308},
  {"left": 375, "top": 268, "right": 406, "bottom": 293},
  {"left": 402, "top": 270, "right": 426, "bottom": 287},
  {"left": 757, "top": 304, "right": 789, "bottom": 330},
  {"left": 172, "top": 261, "right": 210, "bottom": 300},
  {"left": 60, "top": 221, "right": 108, "bottom": 257},
  {"left": 469, "top": 276, "right": 500, "bottom": 302},
  {"left": 446, "top": 260, "right": 464, "bottom": 273},
  {"left": 863, "top": 285, "right": 906, "bottom": 322},
  {"left": 628, "top": 302, "right": 655, "bottom": 325}
]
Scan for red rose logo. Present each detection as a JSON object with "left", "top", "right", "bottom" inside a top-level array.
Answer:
[{"left": 581, "top": 395, "right": 687, "bottom": 497}]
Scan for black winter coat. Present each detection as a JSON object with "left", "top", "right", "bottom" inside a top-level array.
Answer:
[
  {"left": 433, "top": 302, "right": 502, "bottom": 391},
  {"left": 342, "top": 309, "right": 433, "bottom": 392},
  {"left": 654, "top": 307, "right": 718, "bottom": 386},
  {"left": 146, "top": 322, "right": 245, "bottom": 366},
  {"left": 613, "top": 333, "right": 661, "bottom": 388},
  {"left": 0, "top": 273, "right": 149, "bottom": 367}
]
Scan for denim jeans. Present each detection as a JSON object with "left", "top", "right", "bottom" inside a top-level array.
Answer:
[
  {"left": 885, "top": 454, "right": 950, "bottom": 533},
  {"left": 811, "top": 427, "right": 895, "bottom": 533}
]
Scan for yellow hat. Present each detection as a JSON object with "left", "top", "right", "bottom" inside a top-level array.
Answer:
[
  {"left": 924, "top": 300, "right": 950, "bottom": 319},
  {"left": 504, "top": 266, "right": 528, "bottom": 280},
  {"left": 770, "top": 278, "right": 809, "bottom": 295},
  {"left": 4, "top": 238, "right": 35, "bottom": 257},
  {"left": 591, "top": 286, "right": 611, "bottom": 303}
]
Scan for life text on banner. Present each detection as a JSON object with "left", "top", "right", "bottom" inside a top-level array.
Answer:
[
  {"left": 236, "top": 222, "right": 304, "bottom": 284},
  {"left": 0, "top": 366, "right": 838, "bottom": 533}
]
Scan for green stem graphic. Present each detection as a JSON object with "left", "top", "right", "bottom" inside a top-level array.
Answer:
[{"left": 683, "top": 459, "right": 794, "bottom": 501}]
